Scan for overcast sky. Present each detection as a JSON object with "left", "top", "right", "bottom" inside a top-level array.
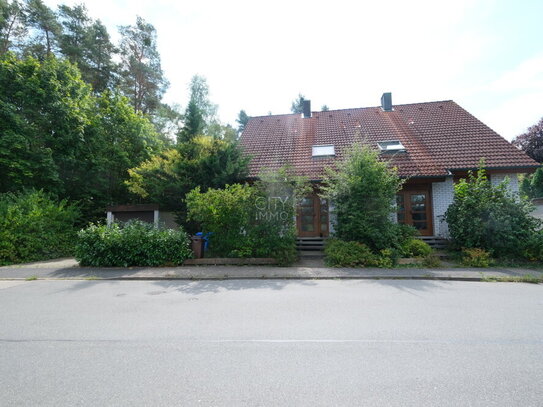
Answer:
[{"left": 44, "top": 0, "right": 542, "bottom": 140}]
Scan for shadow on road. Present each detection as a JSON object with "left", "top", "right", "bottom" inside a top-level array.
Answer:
[
  {"left": 367, "top": 278, "right": 452, "bottom": 295},
  {"left": 49, "top": 268, "right": 149, "bottom": 279},
  {"left": 151, "top": 279, "right": 319, "bottom": 295},
  {"left": 49, "top": 277, "right": 318, "bottom": 295}
]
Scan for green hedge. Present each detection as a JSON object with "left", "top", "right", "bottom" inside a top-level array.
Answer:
[
  {"left": 75, "top": 221, "right": 192, "bottom": 267},
  {"left": 0, "top": 190, "right": 80, "bottom": 265}
]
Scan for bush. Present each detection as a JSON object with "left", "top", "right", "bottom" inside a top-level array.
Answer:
[
  {"left": 523, "top": 231, "right": 543, "bottom": 262},
  {"left": 186, "top": 181, "right": 300, "bottom": 263},
  {"left": 0, "top": 190, "right": 80, "bottom": 265},
  {"left": 422, "top": 253, "right": 441, "bottom": 268},
  {"left": 186, "top": 169, "right": 308, "bottom": 265},
  {"left": 445, "top": 164, "right": 540, "bottom": 258},
  {"left": 462, "top": 248, "right": 492, "bottom": 268},
  {"left": 75, "top": 221, "right": 192, "bottom": 267},
  {"left": 520, "top": 167, "right": 543, "bottom": 199},
  {"left": 375, "top": 248, "right": 396, "bottom": 268},
  {"left": 324, "top": 239, "right": 376, "bottom": 267},
  {"left": 321, "top": 143, "right": 408, "bottom": 252},
  {"left": 401, "top": 238, "right": 432, "bottom": 258}
]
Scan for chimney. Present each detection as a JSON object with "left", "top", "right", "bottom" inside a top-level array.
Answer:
[
  {"left": 381, "top": 92, "right": 392, "bottom": 111},
  {"left": 303, "top": 99, "right": 311, "bottom": 118}
]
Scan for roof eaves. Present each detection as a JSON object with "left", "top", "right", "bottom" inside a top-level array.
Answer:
[{"left": 448, "top": 165, "right": 540, "bottom": 172}]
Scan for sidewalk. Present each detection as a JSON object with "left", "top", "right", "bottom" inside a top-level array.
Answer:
[{"left": 0, "top": 258, "right": 541, "bottom": 282}]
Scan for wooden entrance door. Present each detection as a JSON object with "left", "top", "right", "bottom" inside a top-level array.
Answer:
[
  {"left": 397, "top": 189, "right": 433, "bottom": 236},
  {"left": 297, "top": 195, "right": 329, "bottom": 237}
]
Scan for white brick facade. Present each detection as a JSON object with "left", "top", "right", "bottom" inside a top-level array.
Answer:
[
  {"left": 431, "top": 177, "right": 454, "bottom": 238},
  {"left": 328, "top": 201, "right": 336, "bottom": 234},
  {"left": 429, "top": 173, "right": 520, "bottom": 238},
  {"left": 490, "top": 173, "right": 519, "bottom": 194}
]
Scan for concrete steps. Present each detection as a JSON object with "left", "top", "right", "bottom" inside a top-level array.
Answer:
[
  {"left": 418, "top": 236, "right": 449, "bottom": 249},
  {"left": 296, "top": 236, "right": 449, "bottom": 257},
  {"left": 296, "top": 237, "right": 326, "bottom": 252}
]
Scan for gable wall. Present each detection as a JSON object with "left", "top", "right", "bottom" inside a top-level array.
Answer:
[{"left": 490, "top": 173, "right": 519, "bottom": 194}]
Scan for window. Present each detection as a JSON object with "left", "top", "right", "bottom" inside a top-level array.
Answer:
[
  {"left": 312, "top": 145, "right": 335, "bottom": 157},
  {"left": 378, "top": 140, "right": 406, "bottom": 153}
]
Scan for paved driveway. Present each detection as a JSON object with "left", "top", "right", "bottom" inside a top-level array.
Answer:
[{"left": 1, "top": 279, "right": 542, "bottom": 406}]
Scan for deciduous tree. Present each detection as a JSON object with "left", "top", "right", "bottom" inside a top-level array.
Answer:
[
  {"left": 126, "top": 136, "right": 249, "bottom": 230},
  {"left": 513, "top": 116, "right": 543, "bottom": 163},
  {"left": 0, "top": 55, "right": 165, "bottom": 220}
]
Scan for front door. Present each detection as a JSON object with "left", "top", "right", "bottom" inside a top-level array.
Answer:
[
  {"left": 397, "top": 189, "right": 433, "bottom": 236},
  {"left": 297, "top": 194, "right": 329, "bottom": 237}
]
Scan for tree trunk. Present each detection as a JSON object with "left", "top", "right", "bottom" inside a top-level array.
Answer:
[{"left": 1, "top": 15, "right": 17, "bottom": 55}]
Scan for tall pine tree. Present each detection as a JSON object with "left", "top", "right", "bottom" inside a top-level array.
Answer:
[
  {"left": 85, "top": 19, "right": 117, "bottom": 92},
  {"left": 57, "top": 4, "right": 90, "bottom": 67},
  {"left": 236, "top": 110, "right": 249, "bottom": 134},
  {"left": 24, "top": 0, "right": 61, "bottom": 58},
  {"left": 0, "top": 0, "right": 26, "bottom": 55},
  {"left": 118, "top": 16, "right": 168, "bottom": 115}
]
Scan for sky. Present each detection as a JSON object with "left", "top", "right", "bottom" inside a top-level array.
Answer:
[{"left": 44, "top": 0, "right": 543, "bottom": 141}]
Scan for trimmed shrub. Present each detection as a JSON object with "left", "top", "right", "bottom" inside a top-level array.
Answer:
[
  {"left": 462, "top": 248, "right": 492, "bottom": 268},
  {"left": 75, "top": 221, "right": 192, "bottom": 267},
  {"left": 324, "top": 239, "right": 376, "bottom": 267},
  {"left": 0, "top": 190, "right": 80, "bottom": 265},
  {"left": 401, "top": 238, "right": 432, "bottom": 258}
]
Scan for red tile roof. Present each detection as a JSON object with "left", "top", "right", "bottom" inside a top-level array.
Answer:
[{"left": 240, "top": 100, "right": 538, "bottom": 180}]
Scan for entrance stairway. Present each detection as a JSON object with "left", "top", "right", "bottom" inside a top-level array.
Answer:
[
  {"left": 296, "top": 237, "right": 325, "bottom": 265},
  {"left": 296, "top": 237, "right": 326, "bottom": 252},
  {"left": 418, "top": 236, "right": 449, "bottom": 249},
  {"left": 296, "top": 236, "right": 448, "bottom": 259}
]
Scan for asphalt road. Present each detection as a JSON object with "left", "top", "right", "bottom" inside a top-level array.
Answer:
[{"left": 1, "top": 279, "right": 542, "bottom": 406}]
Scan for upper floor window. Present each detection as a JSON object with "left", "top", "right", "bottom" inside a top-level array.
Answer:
[
  {"left": 312, "top": 145, "right": 335, "bottom": 157},
  {"left": 378, "top": 140, "right": 406, "bottom": 153}
]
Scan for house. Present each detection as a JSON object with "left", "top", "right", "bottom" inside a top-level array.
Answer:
[{"left": 239, "top": 93, "right": 538, "bottom": 239}]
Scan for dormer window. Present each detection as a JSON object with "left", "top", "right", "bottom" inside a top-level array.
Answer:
[
  {"left": 312, "top": 145, "right": 335, "bottom": 157},
  {"left": 378, "top": 140, "right": 406, "bottom": 153}
]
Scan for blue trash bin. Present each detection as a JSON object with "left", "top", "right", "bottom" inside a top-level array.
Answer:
[{"left": 195, "top": 232, "right": 212, "bottom": 251}]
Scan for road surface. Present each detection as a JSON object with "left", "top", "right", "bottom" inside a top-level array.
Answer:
[{"left": 1, "top": 279, "right": 542, "bottom": 406}]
